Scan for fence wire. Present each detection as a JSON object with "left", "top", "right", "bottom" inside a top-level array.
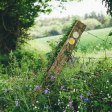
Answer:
[
  {"left": 86, "top": 29, "right": 112, "bottom": 45},
  {"left": 75, "top": 28, "right": 112, "bottom": 59}
]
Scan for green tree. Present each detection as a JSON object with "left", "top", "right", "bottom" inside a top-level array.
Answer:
[
  {"left": 102, "top": 0, "right": 112, "bottom": 16},
  {"left": 0, "top": 0, "right": 51, "bottom": 53}
]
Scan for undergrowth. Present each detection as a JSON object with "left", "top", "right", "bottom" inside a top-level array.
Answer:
[{"left": 0, "top": 48, "right": 112, "bottom": 112}]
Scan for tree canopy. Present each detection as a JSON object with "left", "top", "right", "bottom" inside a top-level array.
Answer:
[{"left": 0, "top": 0, "right": 51, "bottom": 53}]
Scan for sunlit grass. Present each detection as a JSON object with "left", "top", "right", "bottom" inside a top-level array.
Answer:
[{"left": 28, "top": 35, "right": 61, "bottom": 53}]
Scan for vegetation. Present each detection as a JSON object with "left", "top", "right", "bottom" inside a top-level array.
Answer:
[
  {"left": 0, "top": 0, "right": 112, "bottom": 53},
  {"left": 0, "top": 0, "right": 112, "bottom": 111},
  {"left": 30, "top": 13, "right": 112, "bottom": 38},
  {"left": 0, "top": 0, "right": 51, "bottom": 53},
  {"left": 103, "top": 0, "right": 112, "bottom": 15},
  {"left": 29, "top": 27, "right": 112, "bottom": 53},
  {"left": 0, "top": 48, "right": 112, "bottom": 112},
  {"left": 0, "top": 20, "right": 111, "bottom": 111}
]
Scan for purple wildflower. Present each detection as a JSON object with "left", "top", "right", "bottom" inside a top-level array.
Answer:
[
  {"left": 80, "top": 95, "right": 89, "bottom": 102},
  {"left": 80, "top": 94, "right": 84, "bottom": 100},
  {"left": 44, "top": 88, "right": 49, "bottom": 94},
  {"left": 83, "top": 98, "right": 89, "bottom": 102}
]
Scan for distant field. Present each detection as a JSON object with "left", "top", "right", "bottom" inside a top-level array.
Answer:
[
  {"left": 28, "top": 27, "right": 112, "bottom": 53},
  {"left": 28, "top": 35, "right": 61, "bottom": 53}
]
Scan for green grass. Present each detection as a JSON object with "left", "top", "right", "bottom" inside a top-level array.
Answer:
[
  {"left": 28, "top": 35, "right": 61, "bottom": 53},
  {"left": 27, "top": 27, "right": 112, "bottom": 53},
  {"left": 77, "top": 27, "right": 112, "bottom": 49}
]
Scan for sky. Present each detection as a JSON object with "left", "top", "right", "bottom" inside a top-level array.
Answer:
[{"left": 39, "top": 0, "right": 107, "bottom": 19}]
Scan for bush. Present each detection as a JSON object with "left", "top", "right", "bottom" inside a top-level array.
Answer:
[
  {"left": 83, "top": 18, "right": 102, "bottom": 30},
  {"left": 31, "top": 25, "right": 62, "bottom": 38},
  {"left": 0, "top": 49, "right": 47, "bottom": 76},
  {"left": 30, "top": 16, "right": 80, "bottom": 38},
  {"left": 48, "top": 26, "right": 62, "bottom": 36},
  {"left": 62, "top": 22, "right": 71, "bottom": 34},
  {"left": 103, "top": 16, "right": 112, "bottom": 27}
]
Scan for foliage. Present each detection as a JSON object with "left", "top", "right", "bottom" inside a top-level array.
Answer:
[
  {"left": 84, "top": 12, "right": 105, "bottom": 24},
  {"left": 103, "top": 16, "right": 112, "bottom": 27},
  {"left": 76, "top": 28, "right": 112, "bottom": 53},
  {"left": 84, "top": 12, "right": 112, "bottom": 28},
  {"left": 29, "top": 27, "right": 112, "bottom": 54},
  {"left": 30, "top": 17, "right": 71, "bottom": 38},
  {"left": 46, "top": 19, "right": 77, "bottom": 70},
  {"left": 0, "top": 50, "right": 112, "bottom": 111},
  {"left": 30, "top": 13, "right": 112, "bottom": 38},
  {"left": 0, "top": 0, "right": 112, "bottom": 111},
  {"left": 0, "top": 0, "right": 112, "bottom": 54},
  {"left": 102, "top": 0, "right": 112, "bottom": 16},
  {"left": 83, "top": 18, "right": 102, "bottom": 30},
  {"left": 86, "top": 59, "right": 112, "bottom": 112},
  {"left": 0, "top": 0, "right": 51, "bottom": 53},
  {"left": 0, "top": 49, "right": 47, "bottom": 77}
]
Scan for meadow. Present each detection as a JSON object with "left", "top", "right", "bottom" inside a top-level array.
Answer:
[
  {"left": 28, "top": 27, "right": 112, "bottom": 55},
  {"left": 0, "top": 27, "right": 112, "bottom": 112}
]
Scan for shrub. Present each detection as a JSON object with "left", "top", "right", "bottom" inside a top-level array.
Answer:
[
  {"left": 43, "top": 25, "right": 62, "bottom": 37},
  {"left": 83, "top": 18, "right": 102, "bottom": 30}
]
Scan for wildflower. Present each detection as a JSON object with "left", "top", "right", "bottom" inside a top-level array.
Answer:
[
  {"left": 69, "top": 100, "right": 73, "bottom": 108},
  {"left": 83, "top": 98, "right": 89, "bottom": 102},
  {"left": 15, "top": 99, "right": 19, "bottom": 107},
  {"left": 50, "top": 76, "right": 55, "bottom": 80},
  {"left": 60, "top": 85, "right": 65, "bottom": 90},
  {"left": 34, "top": 85, "right": 41, "bottom": 91},
  {"left": 80, "top": 95, "right": 89, "bottom": 102},
  {"left": 87, "top": 91, "right": 91, "bottom": 96},
  {"left": 44, "top": 88, "right": 49, "bottom": 94},
  {"left": 80, "top": 94, "right": 84, "bottom": 100}
]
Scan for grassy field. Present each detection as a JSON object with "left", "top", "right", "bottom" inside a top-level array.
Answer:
[
  {"left": 28, "top": 35, "right": 61, "bottom": 53},
  {"left": 28, "top": 28, "right": 112, "bottom": 53}
]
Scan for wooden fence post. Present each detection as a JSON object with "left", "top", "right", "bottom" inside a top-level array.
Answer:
[{"left": 47, "top": 20, "right": 86, "bottom": 80}]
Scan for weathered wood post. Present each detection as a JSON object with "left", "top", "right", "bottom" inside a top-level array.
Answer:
[{"left": 46, "top": 20, "right": 86, "bottom": 80}]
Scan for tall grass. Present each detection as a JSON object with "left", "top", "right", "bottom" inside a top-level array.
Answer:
[{"left": 0, "top": 48, "right": 112, "bottom": 112}]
